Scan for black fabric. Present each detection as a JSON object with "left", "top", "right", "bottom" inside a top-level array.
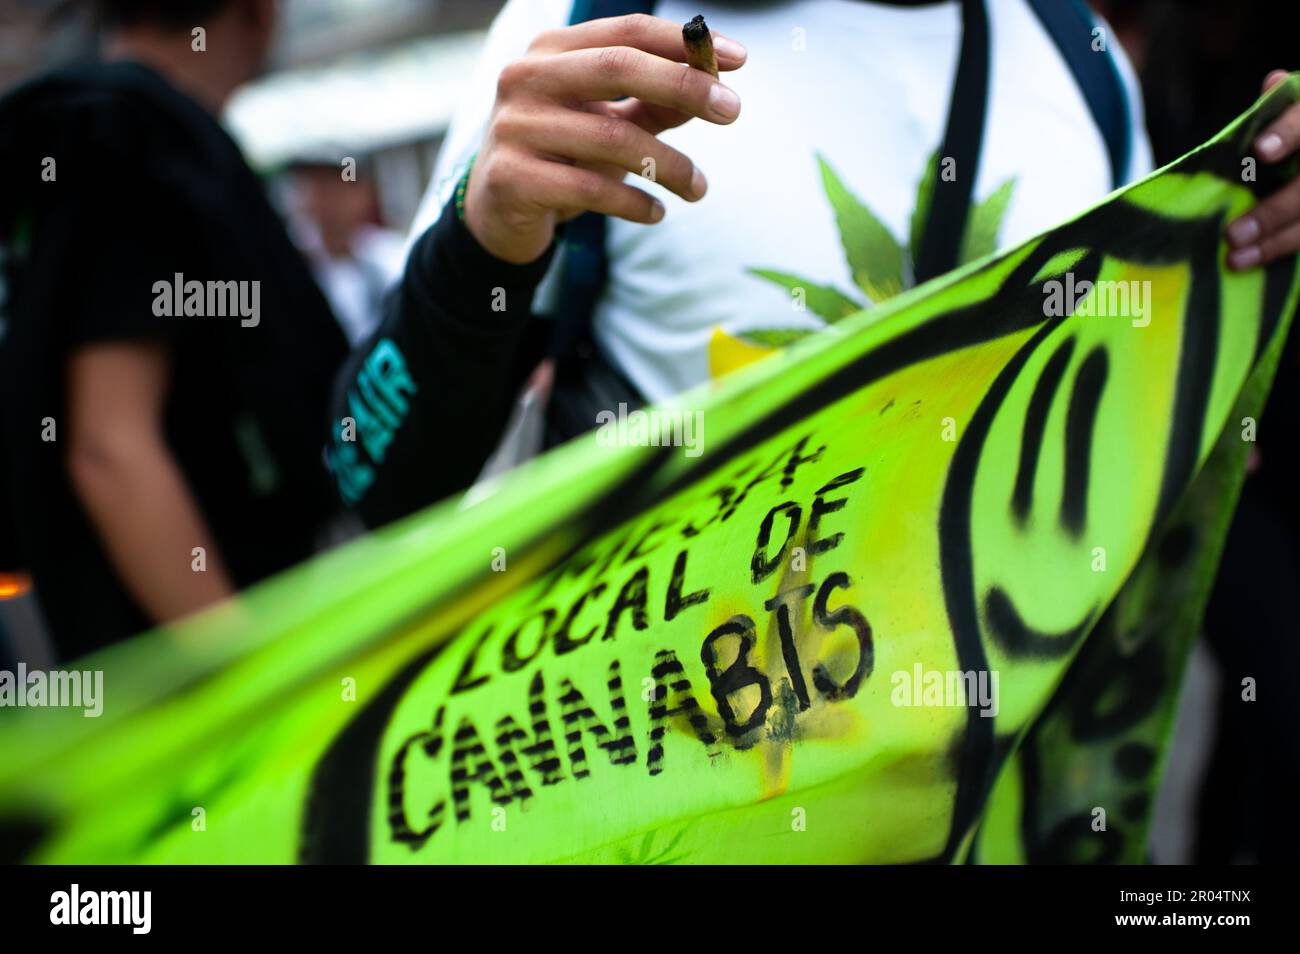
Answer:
[
  {"left": 327, "top": 200, "right": 556, "bottom": 529},
  {"left": 913, "top": 0, "right": 990, "bottom": 284},
  {"left": 546, "top": 338, "right": 643, "bottom": 450},
  {"left": 1200, "top": 478, "right": 1300, "bottom": 863},
  {"left": 1197, "top": 318, "right": 1300, "bottom": 863},
  {"left": 0, "top": 60, "right": 348, "bottom": 659}
]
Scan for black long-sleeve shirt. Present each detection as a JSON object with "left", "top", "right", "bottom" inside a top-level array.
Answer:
[{"left": 326, "top": 200, "right": 557, "bottom": 528}]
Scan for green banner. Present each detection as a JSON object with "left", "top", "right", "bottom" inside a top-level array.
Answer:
[{"left": 3, "top": 78, "right": 1299, "bottom": 865}]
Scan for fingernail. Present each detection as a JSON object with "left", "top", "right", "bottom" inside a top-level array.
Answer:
[
  {"left": 713, "top": 35, "right": 747, "bottom": 60},
  {"left": 708, "top": 83, "right": 741, "bottom": 121},
  {"left": 1256, "top": 132, "right": 1285, "bottom": 160},
  {"left": 649, "top": 200, "right": 665, "bottom": 223},
  {"left": 690, "top": 166, "right": 707, "bottom": 200},
  {"left": 1228, "top": 216, "right": 1260, "bottom": 246},
  {"left": 1228, "top": 246, "right": 1262, "bottom": 269}
]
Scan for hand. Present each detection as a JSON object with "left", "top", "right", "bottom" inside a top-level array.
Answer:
[
  {"left": 464, "top": 14, "right": 746, "bottom": 264},
  {"left": 1227, "top": 70, "right": 1300, "bottom": 270}
]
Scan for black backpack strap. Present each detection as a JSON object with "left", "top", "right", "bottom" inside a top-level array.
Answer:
[
  {"left": 550, "top": 0, "right": 657, "bottom": 362},
  {"left": 913, "top": 0, "right": 991, "bottom": 285},
  {"left": 568, "top": 0, "right": 656, "bottom": 24},
  {"left": 1025, "top": 0, "right": 1131, "bottom": 190},
  {"left": 543, "top": 0, "right": 658, "bottom": 445}
]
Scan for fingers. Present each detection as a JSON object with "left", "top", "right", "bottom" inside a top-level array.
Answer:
[
  {"left": 469, "top": 14, "right": 746, "bottom": 262},
  {"left": 1228, "top": 219, "right": 1300, "bottom": 270},
  {"left": 601, "top": 97, "right": 695, "bottom": 137},
  {"left": 519, "top": 46, "right": 741, "bottom": 124},
  {"left": 1227, "top": 73, "right": 1300, "bottom": 270},
  {"left": 1262, "top": 70, "right": 1291, "bottom": 93},
  {"left": 1228, "top": 170, "right": 1300, "bottom": 270},
  {"left": 1230, "top": 174, "right": 1300, "bottom": 242},
  {"left": 513, "top": 108, "right": 706, "bottom": 201},
  {"left": 529, "top": 160, "right": 667, "bottom": 225},
  {"left": 529, "top": 13, "right": 747, "bottom": 71},
  {"left": 1253, "top": 96, "right": 1300, "bottom": 163}
]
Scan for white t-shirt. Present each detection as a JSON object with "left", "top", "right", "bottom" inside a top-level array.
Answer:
[{"left": 413, "top": 0, "right": 1153, "bottom": 402}]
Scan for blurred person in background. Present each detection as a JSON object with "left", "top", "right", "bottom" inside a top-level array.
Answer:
[
  {"left": 285, "top": 158, "right": 406, "bottom": 346},
  {"left": 0, "top": 0, "right": 347, "bottom": 658}
]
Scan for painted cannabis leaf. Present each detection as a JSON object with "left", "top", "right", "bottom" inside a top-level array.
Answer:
[
  {"left": 743, "top": 151, "right": 1018, "bottom": 348},
  {"left": 616, "top": 824, "right": 693, "bottom": 865}
]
